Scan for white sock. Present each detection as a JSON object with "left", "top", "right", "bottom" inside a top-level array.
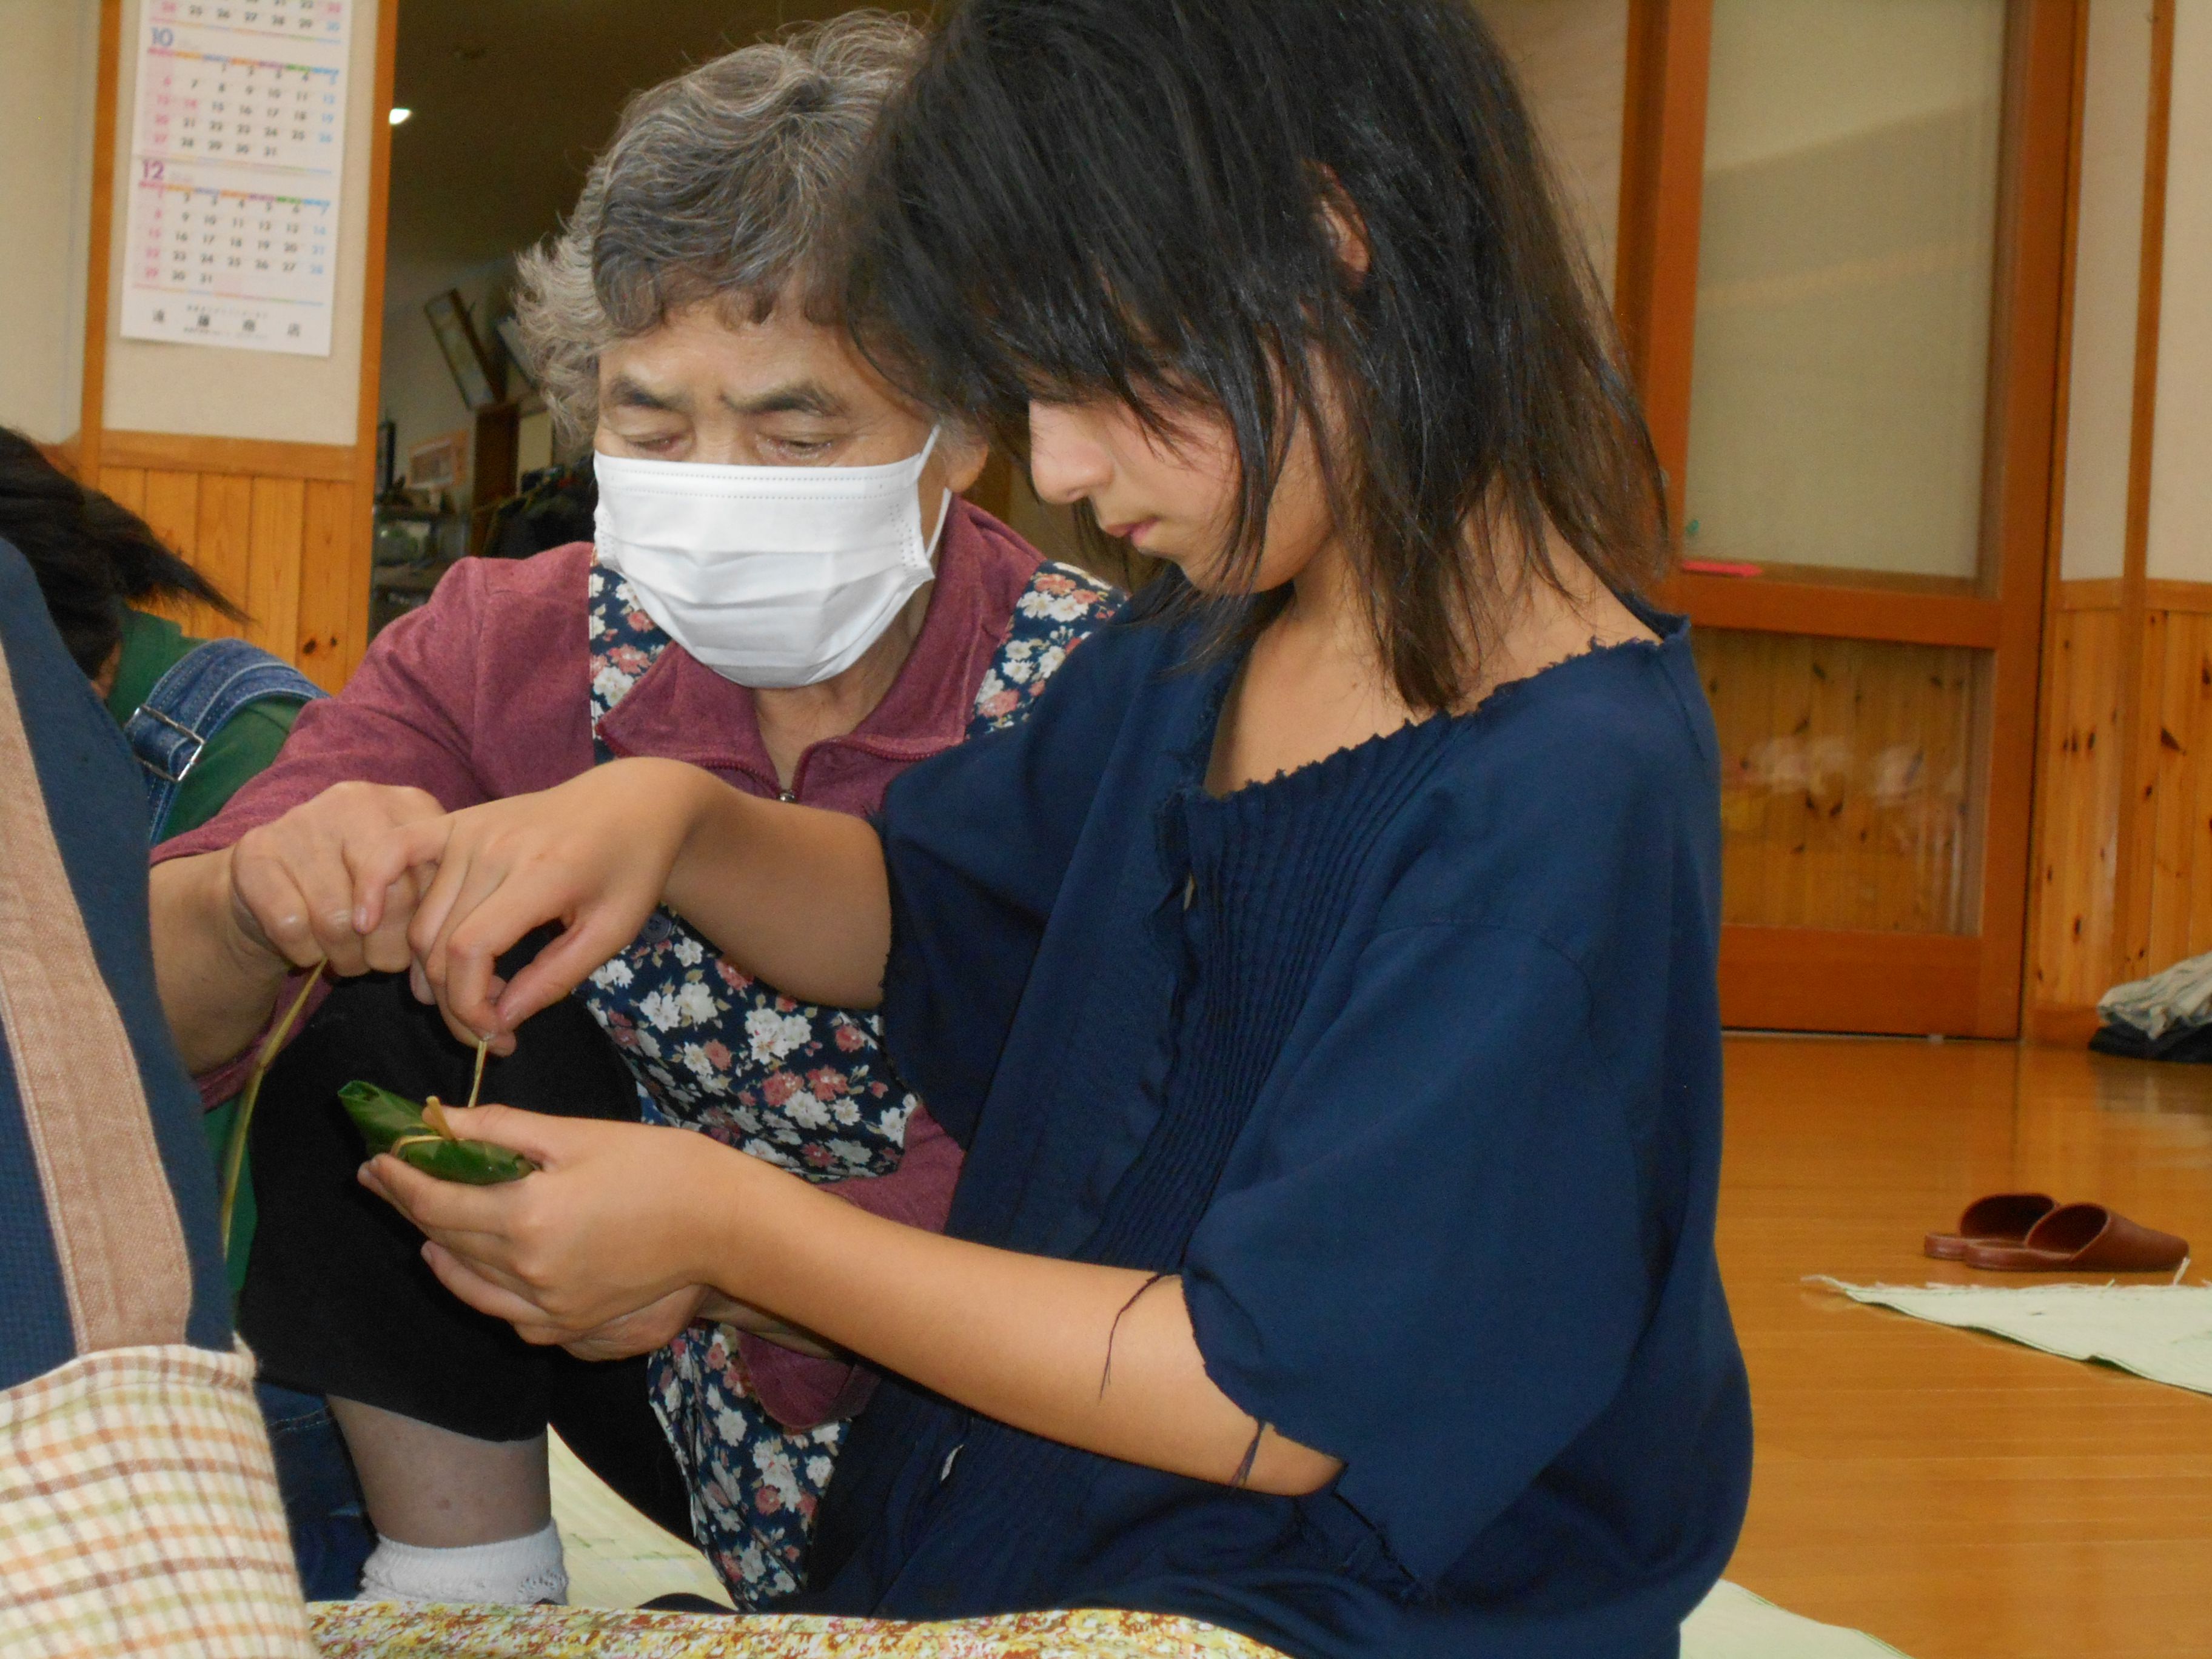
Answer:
[{"left": 356, "top": 1519, "right": 568, "bottom": 1606}]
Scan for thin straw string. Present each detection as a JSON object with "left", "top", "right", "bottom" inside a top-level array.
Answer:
[{"left": 216, "top": 960, "right": 327, "bottom": 1257}]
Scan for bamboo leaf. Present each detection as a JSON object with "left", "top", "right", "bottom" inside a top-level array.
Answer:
[{"left": 338, "top": 1081, "right": 535, "bottom": 1185}]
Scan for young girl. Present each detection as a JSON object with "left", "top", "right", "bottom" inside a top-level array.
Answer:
[{"left": 352, "top": 1, "right": 1751, "bottom": 1652}]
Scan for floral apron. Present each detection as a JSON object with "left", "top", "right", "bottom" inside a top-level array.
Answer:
[{"left": 577, "top": 560, "right": 1116, "bottom": 1603}]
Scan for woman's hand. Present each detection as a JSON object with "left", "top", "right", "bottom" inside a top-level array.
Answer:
[
  {"left": 356, "top": 1104, "right": 743, "bottom": 1338},
  {"left": 229, "top": 780, "right": 446, "bottom": 976},
  {"left": 351, "top": 759, "right": 716, "bottom": 1050},
  {"left": 152, "top": 781, "right": 444, "bottom": 1071}
]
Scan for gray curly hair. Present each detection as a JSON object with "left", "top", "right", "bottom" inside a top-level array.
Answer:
[{"left": 512, "top": 12, "right": 921, "bottom": 452}]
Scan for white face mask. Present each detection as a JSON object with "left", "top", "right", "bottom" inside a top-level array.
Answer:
[{"left": 591, "top": 427, "right": 951, "bottom": 689}]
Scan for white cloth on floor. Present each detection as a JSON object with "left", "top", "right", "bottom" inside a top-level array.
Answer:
[
  {"left": 1682, "top": 1581, "right": 1912, "bottom": 1658},
  {"left": 1814, "top": 1279, "right": 2212, "bottom": 1395},
  {"left": 548, "top": 1424, "right": 1913, "bottom": 1653},
  {"left": 549, "top": 1429, "right": 730, "bottom": 1611},
  {"left": 2097, "top": 947, "right": 2212, "bottom": 1038}
]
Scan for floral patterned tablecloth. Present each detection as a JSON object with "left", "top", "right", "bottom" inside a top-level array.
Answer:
[{"left": 310, "top": 1604, "right": 1287, "bottom": 1659}]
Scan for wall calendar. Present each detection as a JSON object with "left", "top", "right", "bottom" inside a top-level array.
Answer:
[{"left": 120, "top": 0, "right": 355, "bottom": 357}]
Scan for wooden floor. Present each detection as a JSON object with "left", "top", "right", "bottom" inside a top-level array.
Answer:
[{"left": 1719, "top": 1036, "right": 2212, "bottom": 1659}]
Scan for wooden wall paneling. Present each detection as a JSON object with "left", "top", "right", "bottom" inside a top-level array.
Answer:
[
  {"left": 1696, "top": 630, "right": 1988, "bottom": 936},
  {"left": 246, "top": 477, "right": 307, "bottom": 662},
  {"left": 295, "top": 481, "right": 356, "bottom": 692},
  {"left": 1868, "top": 638, "right": 1917, "bottom": 933},
  {"left": 99, "top": 466, "right": 146, "bottom": 515},
  {"left": 2180, "top": 613, "right": 2212, "bottom": 957},
  {"left": 2029, "top": 605, "right": 2122, "bottom": 1010},
  {"left": 192, "top": 473, "right": 256, "bottom": 644},
  {"left": 2143, "top": 608, "right": 2199, "bottom": 969},
  {"left": 2106, "top": 0, "right": 2177, "bottom": 989},
  {"left": 136, "top": 469, "right": 202, "bottom": 630}
]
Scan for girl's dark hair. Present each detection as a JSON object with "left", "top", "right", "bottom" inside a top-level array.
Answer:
[
  {"left": 844, "top": 0, "right": 1667, "bottom": 709},
  {"left": 0, "top": 426, "right": 242, "bottom": 680}
]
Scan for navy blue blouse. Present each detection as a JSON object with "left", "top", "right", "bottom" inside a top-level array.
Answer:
[{"left": 805, "top": 602, "right": 1752, "bottom": 1659}]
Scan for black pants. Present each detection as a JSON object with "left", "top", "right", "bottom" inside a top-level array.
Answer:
[{"left": 237, "top": 951, "right": 695, "bottom": 1543}]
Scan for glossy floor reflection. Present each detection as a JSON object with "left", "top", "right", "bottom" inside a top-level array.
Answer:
[{"left": 1718, "top": 1036, "right": 2212, "bottom": 1659}]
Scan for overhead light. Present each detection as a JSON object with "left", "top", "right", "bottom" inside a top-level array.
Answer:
[{"left": 388, "top": 107, "right": 412, "bottom": 126}]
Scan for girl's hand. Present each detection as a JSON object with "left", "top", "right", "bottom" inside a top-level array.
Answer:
[
  {"left": 554, "top": 1284, "right": 711, "bottom": 1361},
  {"left": 350, "top": 759, "right": 716, "bottom": 1050},
  {"left": 357, "top": 1104, "right": 746, "bottom": 1339}
]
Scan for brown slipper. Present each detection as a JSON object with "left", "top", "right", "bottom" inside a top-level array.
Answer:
[
  {"left": 1924, "top": 1192, "right": 2056, "bottom": 1261},
  {"left": 1961, "top": 1202, "right": 2190, "bottom": 1272}
]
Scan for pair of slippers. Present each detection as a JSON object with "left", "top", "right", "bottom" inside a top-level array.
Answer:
[{"left": 1924, "top": 1193, "right": 2190, "bottom": 1271}]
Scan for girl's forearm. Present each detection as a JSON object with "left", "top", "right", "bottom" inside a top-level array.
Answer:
[
  {"left": 691, "top": 1151, "right": 1342, "bottom": 1496},
  {"left": 660, "top": 771, "right": 892, "bottom": 1010}
]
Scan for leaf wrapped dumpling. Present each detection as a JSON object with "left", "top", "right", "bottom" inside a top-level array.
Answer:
[{"left": 338, "top": 1081, "right": 535, "bottom": 1185}]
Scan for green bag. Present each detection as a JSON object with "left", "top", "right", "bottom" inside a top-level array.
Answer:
[{"left": 338, "top": 1081, "right": 536, "bottom": 1185}]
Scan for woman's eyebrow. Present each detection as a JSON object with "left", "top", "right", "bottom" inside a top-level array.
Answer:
[
  {"left": 728, "top": 380, "right": 851, "bottom": 419},
  {"left": 606, "top": 373, "right": 685, "bottom": 413}
]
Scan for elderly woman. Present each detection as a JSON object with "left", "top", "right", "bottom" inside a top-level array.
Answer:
[{"left": 147, "top": 15, "right": 1116, "bottom": 1609}]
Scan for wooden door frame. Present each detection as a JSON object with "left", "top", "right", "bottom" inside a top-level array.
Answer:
[{"left": 1616, "top": 0, "right": 2080, "bottom": 1037}]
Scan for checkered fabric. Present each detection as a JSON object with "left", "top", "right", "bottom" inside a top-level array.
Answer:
[
  {"left": 309, "top": 1603, "right": 1288, "bottom": 1659},
  {"left": 0, "top": 1342, "right": 313, "bottom": 1658}
]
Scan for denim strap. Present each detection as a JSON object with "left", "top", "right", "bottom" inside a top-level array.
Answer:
[{"left": 122, "top": 637, "right": 325, "bottom": 843}]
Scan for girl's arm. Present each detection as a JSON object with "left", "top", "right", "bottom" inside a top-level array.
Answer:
[
  {"left": 361, "top": 1108, "right": 1343, "bottom": 1498},
  {"left": 355, "top": 757, "right": 890, "bottom": 1048}
]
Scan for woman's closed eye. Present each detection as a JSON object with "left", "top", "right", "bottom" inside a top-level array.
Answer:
[{"left": 759, "top": 435, "right": 842, "bottom": 464}]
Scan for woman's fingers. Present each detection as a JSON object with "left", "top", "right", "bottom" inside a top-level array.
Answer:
[
  {"left": 226, "top": 851, "right": 324, "bottom": 970},
  {"left": 352, "top": 864, "right": 422, "bottom": 976},
  {"left": 352, "top": 816, "right": 452, "bottom": 937}
]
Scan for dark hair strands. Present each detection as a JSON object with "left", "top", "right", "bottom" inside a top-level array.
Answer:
[
  {"left": 843, "top": 0, "right": 1669, "bottom": 711},
  {"left": 0, "top": 426, "right": 243, "bottom": 679}
]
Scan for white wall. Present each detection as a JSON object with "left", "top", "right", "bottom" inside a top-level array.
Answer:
[
  {"left": 2145, "top": 0, "right": 2212, "bottom": 583},
  {"left": 98, "top": 0, "right": 382, "bottom": 444},
  {"left": 2060, "top": 0, "right": 2155, "bottom": 582},
  {"left": 0, "top": 1, "right": 101, "bottom": 443},
  {"left": 378, "top": 256, "right": 508, "bottom": 493},
  {"left": 1476, "top": 0, "right": 1628, "bottom": 294}
]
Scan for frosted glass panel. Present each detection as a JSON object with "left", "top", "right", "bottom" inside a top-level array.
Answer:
[{"left": 1683, "top": 0, "right": 2007, "bottom": 579}]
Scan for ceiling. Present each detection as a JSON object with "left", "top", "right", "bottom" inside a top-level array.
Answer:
[{"left": 384, "top": 0, "right": 861, "bottom": 310}]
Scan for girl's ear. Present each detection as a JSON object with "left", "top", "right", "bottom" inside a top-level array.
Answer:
[{"left": 1310, "top": 166, "right": 1372, "bottom": 287}]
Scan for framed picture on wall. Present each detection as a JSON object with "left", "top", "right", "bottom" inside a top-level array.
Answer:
[
  {"left": 407, "top": 429, "right": 468, "bottom": 495},
  {"left": 424, "top": 289, "right": 503, "bottom": 411}
]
